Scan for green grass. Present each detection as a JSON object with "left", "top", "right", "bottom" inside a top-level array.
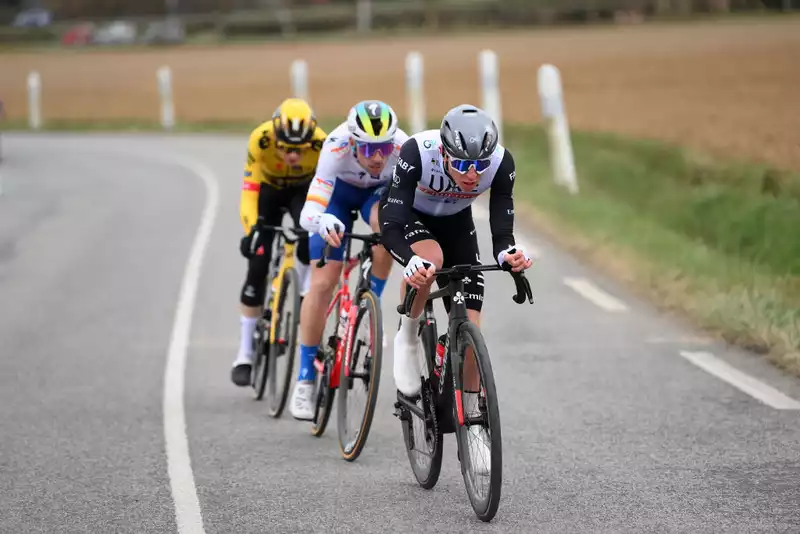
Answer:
[
  {"left": 3, "top": 118, "right": 798, "bottom": 376},
  {"left": 503, "top": 124, "right": 800, "bottom": 376}
]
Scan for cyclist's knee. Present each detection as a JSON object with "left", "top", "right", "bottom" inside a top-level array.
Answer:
[
  {"left": 411, "top": 240, "right": 443, "bottom": 270},
  {"left": 467, "top": 308, "right": 482, "bottom": 327},
  {"left": 309, "top": 263, "right": 339, "bottom": 295},
  {"left": 240, "top": 254, "right": 270, "bottom": 306}
]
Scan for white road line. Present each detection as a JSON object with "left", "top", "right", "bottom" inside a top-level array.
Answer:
[
  {"left": 563, "top": 277, "right": 628, "bottom": 312},
  {"left": 680, "top": 351, "right": 800, "bottom": 410},
  {"left": 161, "top": 156, "right": 218, "bottom": 534}
]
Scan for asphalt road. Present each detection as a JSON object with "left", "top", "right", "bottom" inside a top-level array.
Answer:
[{"left": 1, "top": 133, "right": 799, "bottom": 533}]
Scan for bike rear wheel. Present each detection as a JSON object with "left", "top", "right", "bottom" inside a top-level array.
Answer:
[
  {"left": 266, "top": 267, "right": 300, "bottom": 418},
  {"left": 400, "top": 319, "right": 443, "bottom": 489},
  {"left": 454, "top": 322, "right": 503, "bottom": 522},
  {"left": 337, "top": 290, "right": 382, "bottom": 462},
  {"left": 311, "top": 288, "right": 341, "bottom": 437}
]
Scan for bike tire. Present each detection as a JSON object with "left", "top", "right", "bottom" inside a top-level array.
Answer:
[
  {"left": 311, "top": 359, "right": 335, "bottom": 437},
  {"left": 401, "top": 319, "right": 443, "bottom": 489},
  {"left": 454, "top": 322, "right": 503, "bottom": 522},
  {"left": 337, "top": 290, "right": 383, "bottom": 462},
  {"left": 310, "top": 289, "right": 341, "bottom": 437},
  {"left": 266, "top": 267, "right": 300, "bottom": 418},
  {"left": 252, "top": 319, "right": 269, "bottom": 400}
]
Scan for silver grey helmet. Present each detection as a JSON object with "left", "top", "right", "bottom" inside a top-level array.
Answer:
[{"left": 439, "top": 104, "right": 498, "bottom": 160}]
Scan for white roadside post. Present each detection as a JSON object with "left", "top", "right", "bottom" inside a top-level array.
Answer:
[
  {"left": 356, "top": 0, "right": 372, "bottom": 33},
  {"left": 479, "top": 49, "right": 503, "bottom": 145},
  {"left": 27, "top": 71, "right": 42, "bottom": 130},
  {"left": 290, "top": 59, "right": 309, "bottom": 102},
  {"left": 538, "top": 64, "right": 578, "bottom": 194},
  {"left": 157, "top": 66, "right": 175, "bottom": 131},
  {"left": 405, "top": 51, "right": 425, "bottom": 134}
]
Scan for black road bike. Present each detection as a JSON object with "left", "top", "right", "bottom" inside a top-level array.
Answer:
[{"left": 394, "top": 263, "right": 533, "bottom": 522}]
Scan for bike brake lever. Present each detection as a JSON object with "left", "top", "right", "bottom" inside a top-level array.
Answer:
[
  {"left": 397, "top": 287, "right": 417, "bottom": 316},
  {"left": 316, "top": 244, "right": 331, "bottom": 269},
  {"left": 511, "top": 272, "right": 534, "bottom": 305}
]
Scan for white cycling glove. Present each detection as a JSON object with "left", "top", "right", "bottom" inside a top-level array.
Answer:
[
  {"left": 497, "top": 244, "right": 532, "bottom": 267},
  {"left": 318, "top": 213, "right": 344, "bottom": 240},
  {"left": 403, "top": 255, "right": 432, "bottom": 281}
]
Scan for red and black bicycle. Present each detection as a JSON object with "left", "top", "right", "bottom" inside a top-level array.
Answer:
[{"left": 309, "top": 223, "right": 384, "bottom": 463}]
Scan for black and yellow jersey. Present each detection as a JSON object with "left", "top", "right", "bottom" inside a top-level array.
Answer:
[{"left": 240, "top": 120, "right": 327, "bottom": 233}]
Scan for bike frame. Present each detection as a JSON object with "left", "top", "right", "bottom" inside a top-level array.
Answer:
[
  {"left": 313, "top": 230, "right": 379, "bottom": 389},
  {"left": 260, "top": 225, "right": 303, "bottom": 345},
  {"left": 396, "top": 264, "right": 533, "bottom": 428}
]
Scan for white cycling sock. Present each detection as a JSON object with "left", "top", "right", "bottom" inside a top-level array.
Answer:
[
  {"left": 295, "top": 261, "right": 310, "bottom": 297},
  {"left": 398, "top": 314, "right": 418, "bottom": 342},
  {"left": 463, "top": 391, "right": 480, "bottom": 417},
  {"left": 235, "top": 315, "right": 259, "bottom": 366}
]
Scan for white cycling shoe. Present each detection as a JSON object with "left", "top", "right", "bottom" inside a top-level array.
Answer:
[
  {"left": 393, "top": 318, "right": 423, "bottom": 397},
  {"left": 290, "top": 380, "right": 315, "bottom": 421}
]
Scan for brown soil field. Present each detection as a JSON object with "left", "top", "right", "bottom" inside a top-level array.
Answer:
[{"left": 1, "top": 18, "right": 799, "bottom": 169}]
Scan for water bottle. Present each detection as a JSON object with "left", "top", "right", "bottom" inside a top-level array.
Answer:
[{"left": 435, "top": 334, "right": 448, "bottom": 377}]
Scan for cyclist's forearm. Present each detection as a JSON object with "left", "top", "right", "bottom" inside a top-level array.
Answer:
[
  {"left": 488, "top": 149, "right": 517, "bottom": 262},
  {"left": 300, "top": 176, "right": 334, "bottom": 233},
  {"left": 299, "top": 201, "right": 324, "bottom": 233},
  {"left": 381, "top": 223, "right": 415, "bottom": 266},
  {"left": 489, "top": 204, "right": 515, "bottom": 262}
]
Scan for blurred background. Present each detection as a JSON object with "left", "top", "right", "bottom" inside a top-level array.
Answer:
[{"left": 1, "top": 0, "right": 797, "bottom": 45}]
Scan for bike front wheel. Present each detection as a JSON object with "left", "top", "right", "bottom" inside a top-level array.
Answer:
[
  {"left": 454, "top": 321, "right": 503, "bottom": 523},
  {"left": 310, "top": 289, "right": 341, "bottom": 437},
  {"left": 337, "top": 290, "right": 383, "bottom": 462},
  {"left": 399, "top": 319, "right": 443, "bottom": 489},
  {"left": 266, "top": 267, "right": 300, "bottom": 418}
]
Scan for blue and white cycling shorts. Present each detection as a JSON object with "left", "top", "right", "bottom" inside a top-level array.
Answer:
[{"left": 309, "top": 180, "right": 386, "bottom": 262}]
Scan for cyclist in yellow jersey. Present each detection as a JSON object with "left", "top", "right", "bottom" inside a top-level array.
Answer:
[{"left": 232, "top": 98, "right": 328, "bottom": 387}]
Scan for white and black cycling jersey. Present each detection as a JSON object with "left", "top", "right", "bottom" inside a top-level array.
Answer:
[
  {"left": 380, "top": 128, "right": 517, "bottom": 266},
  {"left": 404, "top": 129, "right": 506, "bottom": 216}
]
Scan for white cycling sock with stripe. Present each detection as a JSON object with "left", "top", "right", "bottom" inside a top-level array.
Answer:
[{"left": 235, "top": 315, "right": 258, "bottom": 366}]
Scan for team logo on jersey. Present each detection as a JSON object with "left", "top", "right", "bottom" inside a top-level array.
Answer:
[
  {"left": 417, "top": 173, "right": 481, "bottom": 200},
  {"left": 396, "top": 157, "right": 415, "bottom": 172},
  {"left": 423, "top": 139, "right": 436, "bottom": 149}
]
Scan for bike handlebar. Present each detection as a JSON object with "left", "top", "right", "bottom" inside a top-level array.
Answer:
[
  {"left": 258, "top": 225, "right": 309, "bottom": 242},
  {"left": 396, "top": 263, "right": 534, "bottom": 316},
  {"left": 315, "top": 225, "right": 382, "bottom": 268}
]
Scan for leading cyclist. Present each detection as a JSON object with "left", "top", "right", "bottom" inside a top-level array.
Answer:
[
  {"left": 231, "top": 98, "right": 328, "bottom": 387},
  {"left": 290, "top": 100, "right": 409, "bottom": 420},
  {"left": 378, "top": 104, "right": 532, "bottom": 471}
]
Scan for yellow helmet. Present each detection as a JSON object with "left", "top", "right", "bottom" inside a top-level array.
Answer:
[{"left": 271, "top": 98, "right": 317, "bottom": 145}]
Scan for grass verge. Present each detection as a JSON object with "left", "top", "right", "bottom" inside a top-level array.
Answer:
[
  {"left": 503, "top": 124, "right": 800, "bottom": 377},
  {"left": 3, "top": 119, "right": 798, "bottom": 376}
]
